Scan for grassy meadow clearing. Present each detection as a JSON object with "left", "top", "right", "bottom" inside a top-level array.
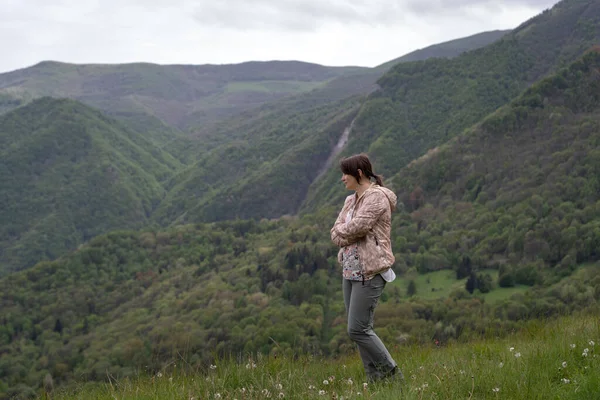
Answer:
[{"left": 46, "top": 314, "right": 599, "bottom": 400}]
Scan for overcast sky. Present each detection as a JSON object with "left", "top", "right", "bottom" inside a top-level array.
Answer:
[{"left": 1, "top": 0, "right": 559, "bottom": 73}]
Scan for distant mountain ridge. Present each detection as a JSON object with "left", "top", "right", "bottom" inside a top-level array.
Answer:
[{"left": 0, "top": 60, "right": 365, "bottom": 134}]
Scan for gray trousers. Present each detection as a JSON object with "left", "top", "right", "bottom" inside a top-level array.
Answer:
[{"left": 343, "top": 274, "right": 397, "bottom": 381}]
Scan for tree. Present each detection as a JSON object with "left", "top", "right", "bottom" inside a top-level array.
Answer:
[{"left": 407, "top": 280, "right": 417, "bottom": 296}]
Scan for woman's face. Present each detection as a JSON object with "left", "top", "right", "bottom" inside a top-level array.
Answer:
[{"left": 341, "top": 173, "right": 359, "bottom": 191}]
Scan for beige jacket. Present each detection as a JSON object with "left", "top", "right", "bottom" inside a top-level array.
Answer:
[{"left": 331, "top": 185, "right": 397, "bottom": 279}]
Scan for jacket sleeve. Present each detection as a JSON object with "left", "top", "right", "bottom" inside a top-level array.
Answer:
[
  {"left": 332, "top": 191, "right": 387, "bottom": 242},
  {"left": 331, "top": 196, "right": 354, "bottom": 247}
]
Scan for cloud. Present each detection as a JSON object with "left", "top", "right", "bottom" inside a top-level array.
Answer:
[
  {"left": 0, "top": 0, "right": 559, "bottom": 73},
  {"left": 192, "top": 0, "right": 558, "bottom": 31}
]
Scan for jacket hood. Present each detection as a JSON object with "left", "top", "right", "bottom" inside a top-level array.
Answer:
[{"left": 371, "top": 185, "right": 397, "bottom": 212}]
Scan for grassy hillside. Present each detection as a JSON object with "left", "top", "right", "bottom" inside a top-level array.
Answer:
[
  {"left": 303, "top": 0, "right": 600, "bottom": 213},
  {"left": 0, "top": 61, "right": 365, "bottom": 133},
  {"left": 44, "top": 315, "right": 600, "bottom": 400},
  {"left": 0, "top": 98, "right": 182, "bottom": 275}
]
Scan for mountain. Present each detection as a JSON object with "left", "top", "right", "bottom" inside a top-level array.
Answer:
[
  {"left": 153, "top": 30, "right": 510, "bottom": 223},
  {"left": 387, "top": 46, "right": 600, "bottom": 281},
  {"left": 301, "top": 0, "right": 600, "bottom": 213},
  {"left": 0, "top": 98, "right": 182, "bottom": 275},
  {"left": 159, "top": 0, "right": 600, "bottom": 224},
  {"left": 0, "top": 31, "right": 511, "bottom": 273},
  {"left": 0, "top": 61, "right": 365, "bottom": 134},
  {"left": 2, "top": 44, "right": 600, "bottom": 392},
  {"left": 376, "top": 29, "right": 511, "bottom": 70}
]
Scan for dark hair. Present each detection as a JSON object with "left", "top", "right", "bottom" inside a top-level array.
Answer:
[{"left": 340, "top": 153, "right": 384, "bottom": 186}]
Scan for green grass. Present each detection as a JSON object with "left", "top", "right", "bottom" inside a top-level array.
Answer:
[
  {"left": 48, "top": 315, "right": 599, "bottom": 399},
  {"left": 390, "top": 270, "right": 529, "bottom": 302},
  {"left": 225, "top": 81, "right": 323, "bottom": 93}
]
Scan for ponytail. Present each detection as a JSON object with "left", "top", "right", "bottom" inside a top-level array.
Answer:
[{"left": 372, "top": 173, "right": 384, "bottom": 187}]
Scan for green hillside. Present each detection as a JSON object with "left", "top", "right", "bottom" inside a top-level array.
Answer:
[
  {"left": 153, "top": 31, "right": 510, "bottom": 223},
  {"left": 303, "top": 0, "right": 600, "bottom": 213},
  {"left": 3, "top": 50, "right": 600, "bottom": 397},
  {"left": 386, "top": 47, "right": 600, "bottom": 285},
  {"left": 46, "top": 315, "right": 600, "bottom": 400},
  {"left": 0, "top": 98, "right": 182, "bottom": 275}
]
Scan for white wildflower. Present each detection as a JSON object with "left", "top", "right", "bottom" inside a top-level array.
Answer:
[
  {"left": 347, "top": 378, "right": 353, "bottom": 385},
  {"left": 562, "top": 361, "right": 567, "bottom": 368},
  {"left": 589, "top": 340, "right": 595, "bottom": 346},
  {"left": 308, "top": 385, "right": 315, "bottom": 390},
  {"left": 275, "top": 383, "right": 283, "bottom": 391},
  {"left": 562, "top": 378, "right": 570, "bottom": 384},
  {"left": 363, "top": 382, "right": 368, "bottom": 389},
  {"left": 323, "top": 380, "right": 329, "bottom": 385},
  {"left": 319, "top": 390, "right": 326, "bottom": 395},
  {"left": 583, "top": 348, "right": 590, "bottom": 354},
  {"left": 499, "top": 362, "right": 504, "bottom": 368},
  {"left": 514, "top": 352, "right": 521, "bottom": 358},
  {"left": 210, "top": 364, "right": 217, "bottom": 370},
  {"left": 509, "top": 347, "right": 515, "bottom": 352},
  {"left": 492, "top": 387, "right": 500, "bottom": 393},
  {"left": 278, "top": 392, "right": 284, "bottom": 398},
  {"left": 215, "top": 394, "right": 221, "bottom": 399},
  {"left": 422, "top": 383, "right": 429, "bottom": 389},
  {"left": 582, "top": 352, "right": 589, "bottom": 357},
  {"left": 156, "top": 372, "right": 163, "bottom": 378},
  {"left": 570, "top": 344, "right": 576, "bottom": 349}
]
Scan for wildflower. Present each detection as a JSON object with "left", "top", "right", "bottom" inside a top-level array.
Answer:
[
  {"left": 215, "top": 394, "right": 221, "bottom": 399},
  {"left": 460, "top": 370, "right": 465, "bottom": 374},
  {"left": 262, "top": 389, "right": 271, "bottom": 398},
  {"left": 323, "top": 379, "right": 329, "bottom": 385},
  {"left": 275, "top": 384, "right": 283, "bottom": 391},
  {"left": 583, "top": 348, "right": 590, "bottom": 354},
  {"left": 329, "top": 376, "right": 336, "bottom": 382},
  {"left": 210, "top": 364, "right": 217, "bottom": 370},
  {"left": 498, "top": 362, "right": 504, "bottom": 368},
  {"left": 562, "top": 378, "right": 570, "bottom": 384},
  {"left": 570, "top": 344, "right": 576, "bottom": 349},
  {"left": 347, "top": 378, "right": 354, "bottom": 385},
  {"left": 308, "top": 385, "right": 315, "bottom": 390},
  {"left": 589, "top": 340, "right": 595, "bottom": 346},
  {"left": 514, "top": 352, "right": 521, "bottom": 358},
  {"left": 492, "top": 388, "right": 500, "bottom": 393},
  {"left": 562, "top": 362, "right": 567, "bottom": 368},
  {"left": 156, "top": 372, "right": 163, "bottom": 378},
  {"left": 363, "top": 382, "right": 368, "bottom": 389},
  {"left": 582, "top": 352, "right": 588, "bottom": 357},
  {"left": 422, "top": 383, "right": 429, "bottom": 389},
  {"left": 509, "top": 347, "right": 514, "bottom": 352},
  {"left": 319, "top": 390, "right": 326, "bottom": 395},
  {"left": 411, "top": 375, "right": 417, "bottom": 380},
  {"left": 278, "top": 392, "right": 284, "bottom": 398}
]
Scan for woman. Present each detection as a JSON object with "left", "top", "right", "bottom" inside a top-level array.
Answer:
[{"left": 330, "top": 153, "right": 402, "bottom": 382}]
